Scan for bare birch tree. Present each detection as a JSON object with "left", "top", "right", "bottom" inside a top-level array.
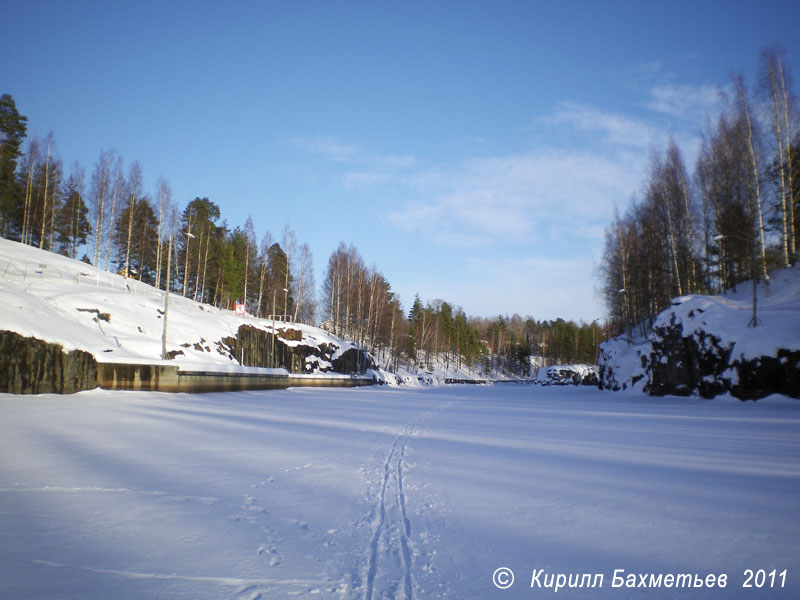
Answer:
[
  {"left": 733, "top": 74, "right": 769, "bottom": 281},
  {"left": 90, "top": 150, "right": 112, "bottom": 266},
  {"left": 20, "top": 136, "right": 39, "bottom": 245},
  {"left": 281, "top": 223, "right": 296, "bottom": 319},
  {"left": 760, "top": 44, "right": 798, "bottom": 265},
  {"left": 104, "top": 153, "right": 123, "bottom": 271},
  {"left": 292, "top": 241, "right": 314, "bottom": 323},
  {"left": 38, "top": 133, "right": 53, "bottom": 249},
  {"left": 122, "top": 161, "right": 143, "bottom": 277},
  {"left": 154, "top": 176, "right": 172, "bottom": 288}
]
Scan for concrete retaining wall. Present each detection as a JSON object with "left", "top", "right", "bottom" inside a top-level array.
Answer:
[
  {"left": 1, "top": 332, "right": 377, "bottom": 395},
  {"left": 96, "top": 362, "right": 375, "bottom": 393}
]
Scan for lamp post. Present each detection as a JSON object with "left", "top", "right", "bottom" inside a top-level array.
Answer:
[
  {"left": 714, "top": 233, "right": 764, "bottom": 327},
  {"left": 592, "top": 317, "right": 609, "bottom": 341},
  {"left": 162, "top": 229, "right": 194, "bottom": 360},
  {"left": 618, "top": 288, "right": 631, "bottom": 344},
  {"left": 181, "top": 227, "right": 195, "bottom": 297},
  {"left": 161, "top": 234, "right": 173, "bottom": 359},
  {"left": 592, "top": 316, "right": 611, "bottom": 362},
  {"left": 271, "top": 289, "right": 277, "bottom": 368}
]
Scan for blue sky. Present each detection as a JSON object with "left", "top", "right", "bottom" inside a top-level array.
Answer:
[{"left": 5, "top": 1, "right": 799, "bottom": 322}]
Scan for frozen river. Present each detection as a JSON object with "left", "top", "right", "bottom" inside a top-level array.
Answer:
[{"left": 1, "top": 385, "right": 798, "bottom": 599}]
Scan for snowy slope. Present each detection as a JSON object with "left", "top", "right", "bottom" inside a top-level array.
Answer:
[
  {"left": 660, "top": 267, "right": 800, "bottom": 360},
  {"left": 0, "top": 238, "right": 357, "bottom": 372},
  {"left": 1, "top": 385, "right": 798, "bottom": 599},
  {"left": 600, "top": 265, "right": 800, "bottom": 395}
]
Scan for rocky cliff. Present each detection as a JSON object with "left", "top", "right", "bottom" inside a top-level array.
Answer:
[
  {"left": 0, "top": 330, "right": 97, "bottom": 394},
  {"left": 219, "top": 324, "right": 373, "bottom": 374},
  {"left": 598, "top": 269, "right": 800, "bottom": 400}
]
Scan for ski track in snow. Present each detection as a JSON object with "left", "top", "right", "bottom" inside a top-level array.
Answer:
[
  {"left": 357, "top": 399, "right": 455, "bottom": 600},
  {"left": 363, "top": 423, "right": 416, "bottom": 600}
]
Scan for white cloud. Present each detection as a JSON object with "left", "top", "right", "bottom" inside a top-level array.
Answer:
[
  {"left": 291, "top": 135, "right": 414, "bottom": 186},
  {"left": 543, "top": 101, "right": 661, "bottom": 149},
  {"left": 290, "top": 135, "right": 360, "bottom": 163},
  {"left": 647, "top": 83, "right": 721, "bottom": 122},
  {"left": 389, "top": 148, "right": 641, "bottom": 248}
]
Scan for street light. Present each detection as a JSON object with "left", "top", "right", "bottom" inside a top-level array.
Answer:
[
  {"left": 714, "top": 233, "right": 765, "bottom": 327},
  {"left": 161, "top": 234, "right": 173, "bottom": 359},
  {"left": 162, "top": 229, "right": 195, "bottom": 359},
  {"left": 592, "top": 317, "right": 609, "bottom": 362},
  {"left": 592, "top": 317, "right": 609, "bottom": 342},
  {"left": 181, "top": 228, "right": 195, "bottom": 297},
  {"left": 617, "top": 288, "right": 632, "bottom": 344}
]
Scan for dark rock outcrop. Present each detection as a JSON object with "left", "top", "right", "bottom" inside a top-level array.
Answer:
[
  {"left": 730, "top": 349, "right": 800, "bottom": 400},
  {"left": 219, "top": 324, "right": 373, "bottom": 374},
  {"left": 536, "top": 364, "right": 599, "bottom": 386},
  {"left": 599, "top": 320, "right": 800, "bottom": 400},
  {"left": 646, "top": 314, "right": 733, "bottom": 398},
  {"left": 0, "top": 330, "right": 97, "bottom": 394}
]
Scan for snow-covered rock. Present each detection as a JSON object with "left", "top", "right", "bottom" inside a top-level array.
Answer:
[
  {"left": 599, "top": 265, "right": 800, "bottom": 399},
  {"left": 534, "top": 364, "right": 598, "bottom": 386},
  {"left": 0, "top": 238, "right": 367, "bottom": 376}
]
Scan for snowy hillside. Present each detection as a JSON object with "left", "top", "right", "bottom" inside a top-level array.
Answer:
[
  {"left": 599, "top": 265, "right": 800, "bottom": 398},
  {"left": 0, "top": 238, "right": 358, "bottom": 373},
  {"left": 0, "top": 238, "right": 508, "bottom": 388}
]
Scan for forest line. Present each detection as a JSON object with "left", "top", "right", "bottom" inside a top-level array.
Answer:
[
  {"left": 0, "top": 94, "right": 599, "bottom": 375},
  {"left": 599, "top": 44, "right": 799, "bottom": 337}
]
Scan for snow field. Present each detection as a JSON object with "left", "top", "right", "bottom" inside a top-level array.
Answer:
[{"left": 1, "top": 385, "right": 799, "bottom": 599}]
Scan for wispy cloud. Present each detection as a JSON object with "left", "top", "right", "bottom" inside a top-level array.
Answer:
[
  {"left": 389, "top": 147, "right": 641, "bottom": 248},
  {"left": 543, "top": 101, "right": 661, "bottom": 149},
  {"left": 291, "top": 135, "right": 415, "bottom": 187},
  {"left": 647, "top": 83, "right": 721, "bottom": 122},
  {"left": 290, "top": 135, "right": 361, "bottom": 163},
  {"left": 389, "top": 89, "right": 711, "bottom": 250},
  {"left": 342, "top": 171, "right": 390, "bottom": 188}
]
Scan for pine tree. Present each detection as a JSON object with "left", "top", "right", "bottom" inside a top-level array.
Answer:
[{"left": 0, "top": 94, "right": 28, "bottom": 237}]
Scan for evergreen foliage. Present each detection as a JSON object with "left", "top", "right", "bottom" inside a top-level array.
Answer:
[{"left": 0, "top": 94, "right": 28, "bottom": 236}]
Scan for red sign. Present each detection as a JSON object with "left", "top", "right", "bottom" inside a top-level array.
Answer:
[{"left": 235, "top": 303, "right": 245, "bottom": 316}]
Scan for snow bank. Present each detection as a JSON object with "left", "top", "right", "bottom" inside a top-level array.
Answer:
[{"left": 599, "top": 265, "right": 800, "bottom": 399}]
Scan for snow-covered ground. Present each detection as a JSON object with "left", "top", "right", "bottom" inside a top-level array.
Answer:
[
  {"left": 0, "top": 237, "right": 357, "bottom": 371},
  {"left": 2, "top": 385, "right": 798, "bottom": 599}
]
